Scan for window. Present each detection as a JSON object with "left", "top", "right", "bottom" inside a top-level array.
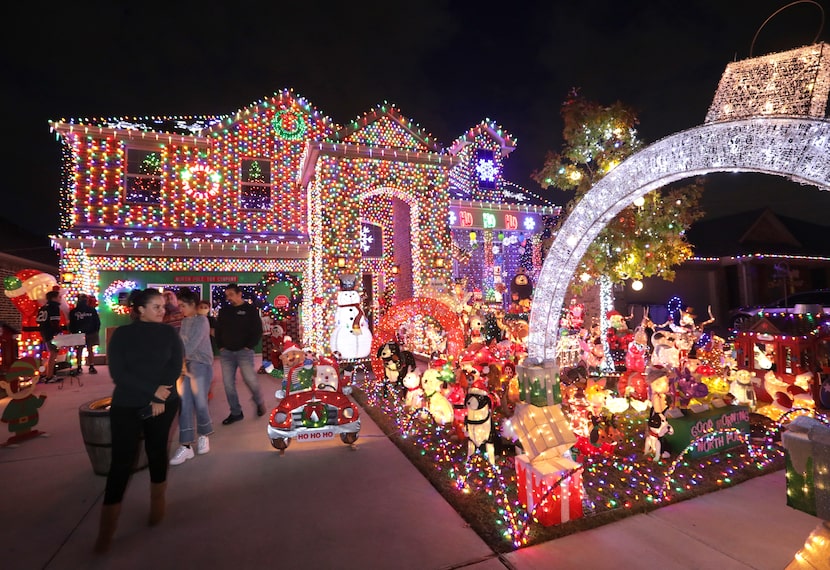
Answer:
[
  {"left": 240, "top": 158, "right": 271, "bottom": 210},
  {"left": 126, "top": 149, "right": 162, "bottom": 204},
  {"left": 474, "top": 148, "right": 497, "bottom": 190},
  {"left": 360, "top": 222, "right": 383, "bottom": 258}
]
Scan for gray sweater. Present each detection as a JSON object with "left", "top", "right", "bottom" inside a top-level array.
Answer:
[{"left": 180, "top": 315, "right": 214, "bottom": 366}]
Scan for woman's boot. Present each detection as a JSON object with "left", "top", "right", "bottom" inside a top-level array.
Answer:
[
  {"left": 94, "top": 503, "right": 121, "bottom": 553},
  {"left": 148, "top": 482, "right": 167, "bottom": 526}
]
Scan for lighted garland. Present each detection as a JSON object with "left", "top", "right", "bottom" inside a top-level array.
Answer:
[
  {"left": 272, "top": 109, "right": 307, "bottom": 140},
  {"left": 181, "top": 163, "right": 221, "bottom": 199},
  {"left": 255, "top": 271, "right": 303, "bottom": 320},
  {"left": 104, "top": 279, "right": 138, "bottom": 314}
]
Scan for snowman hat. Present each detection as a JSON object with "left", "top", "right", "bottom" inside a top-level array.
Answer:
[{"left": 282, "top": 336, "right": 303, "bottom": 354}]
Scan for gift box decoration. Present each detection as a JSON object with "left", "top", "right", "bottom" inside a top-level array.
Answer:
[
  {"left": 515, "top": 454, "right": 583, "bottom": 526},
  {"left": 517, "top": 359, "right": 560, "bottom": 407},
  {"left": 510, "top": 403, "right": 582, "bottom": 526},
  {"left": 782, "top": 415, "right": 830, "bottom": 519},
  {"left": 510, "top": 403, "right": 576, "bottom": 459}
]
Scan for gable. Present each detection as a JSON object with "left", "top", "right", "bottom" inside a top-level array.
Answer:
[
  {"left": 328, "top": 105, "right": 438, "bottom": 152},
  {"left": 741, "top": 209, "right": 801, "bottom": 247},
  {"left": 449, "top": 120, "right": 517, "bottom": 157},
  {"left": 204, "top": 89, "right": 336, "bottom": 141}
]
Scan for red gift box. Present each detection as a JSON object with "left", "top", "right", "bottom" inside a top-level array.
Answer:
[{"left": 515, "top": 454, "right": 583, "bottom": 526}]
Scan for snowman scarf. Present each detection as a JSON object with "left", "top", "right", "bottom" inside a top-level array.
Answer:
[{"left": 342, "top": 302, "right": 365, "bottom": 334}]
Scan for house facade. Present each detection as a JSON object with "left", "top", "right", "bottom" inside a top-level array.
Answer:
[{"left": 48, "top": 90, "right": 558, "bottom": 354}]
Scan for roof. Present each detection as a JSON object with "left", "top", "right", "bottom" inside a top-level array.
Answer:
[
  {"left": 686, "top": 208, "right": 830, "bottom": 258},
  {"left": 50, "top": 115, "right": 224, "bottom": 137}
]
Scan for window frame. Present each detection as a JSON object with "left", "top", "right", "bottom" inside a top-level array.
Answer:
[{"left": 239, "top": 157, "right": 273, "bottom": 211}]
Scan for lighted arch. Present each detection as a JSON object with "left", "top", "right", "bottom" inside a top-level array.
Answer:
[
  {"left": 370, "top": 297, "right": 465, "bottom": 381},
  {"left": 528, "top": 116, "right": 830, "bottom": 362},
  {"left": 359, "top": 186, "right": 424, "bottom": 295}
]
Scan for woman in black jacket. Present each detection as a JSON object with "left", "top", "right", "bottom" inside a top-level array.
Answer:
[{"left": 95, "top": 288, "right": 183, "bottom": 553}]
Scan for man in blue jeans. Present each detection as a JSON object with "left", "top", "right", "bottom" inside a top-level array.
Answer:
[{"left": 215, "top": 284, "right": 265, "bottom": 425}]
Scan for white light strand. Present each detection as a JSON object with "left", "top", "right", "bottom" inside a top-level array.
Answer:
[{"left": 528, "top": 116, "right": 830, "bottom": 362}]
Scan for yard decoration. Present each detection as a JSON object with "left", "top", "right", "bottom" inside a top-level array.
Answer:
[
  {"left": 511, "top": 403, "right": 583, "bottom": 526},
  {"left": 0, "top": 358, "right": 47, "bottom": 447},
  {"left": 464, "top": 379, "right": 497, "bottom": 465},
  {"left": 376, "top": 340, "right": 417, "bottom": 399},
  {"left": 267, "top": 355, "right": 360, "bottom": 453},
  {"left": 643, "top": 409, "right": 674, "bottom": 461},
  {"left": 330, "top": 273, "right": 372, "bottom": 359}
]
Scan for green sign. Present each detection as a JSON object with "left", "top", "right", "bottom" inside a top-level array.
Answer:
[{"left": 664, "top": 405, "right": 750, "bottom": 459}]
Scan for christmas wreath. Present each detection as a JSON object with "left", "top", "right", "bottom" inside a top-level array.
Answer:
[
  {"left": 255, "top": 272, "right": 303, "bottom": 321},
  {"left": 104, "top": 279, "right": 139, "bottom": 315}
]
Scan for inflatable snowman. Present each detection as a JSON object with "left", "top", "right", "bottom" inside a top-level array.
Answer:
[{"left": 330, "top": 274, "right": 372, "bottom": 359}]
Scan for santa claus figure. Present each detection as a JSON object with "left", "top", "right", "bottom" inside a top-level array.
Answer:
[{"left": 3, "top": 270, "right": 59, "bottom": 358}]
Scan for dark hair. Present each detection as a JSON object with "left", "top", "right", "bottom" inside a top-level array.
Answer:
[
  {"left": 127, "top": 288, "right": 162, "bottom": 320},
  {"left": 198, "top": 299, "right": 211, "bottom": 307},
  {"left": 225, "top": 284, "right": 242, "bottom": 294},
  {"left": 177, "top": 287, "right": 199, "bottom": 305}
]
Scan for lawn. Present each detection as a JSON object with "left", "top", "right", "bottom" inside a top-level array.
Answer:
[{"left": 352, "top": 386, "right": 786, "bottom": 553}]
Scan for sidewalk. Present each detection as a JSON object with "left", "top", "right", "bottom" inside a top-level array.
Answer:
[{"left": 0, "top": 362, "right": 822, "bottom": 570}]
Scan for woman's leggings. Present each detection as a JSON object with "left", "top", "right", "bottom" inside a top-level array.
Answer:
[{"left": 103, "top": 399, "right": 179, "bottom": 505}]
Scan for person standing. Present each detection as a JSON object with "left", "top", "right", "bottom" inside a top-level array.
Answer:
[
  {"left": 68, "top": 293, "right": 101, "bottom": 374},
  {"left": 94, "top": 289, "right": 182, "bottom": 554},
  {"left": 169, "top": 288, "right": 214, "bottom": 465},
  {"left": 162, "top": 289, "right": 184, "bottom": 330},
  {"left": 215, "top": 284, "right": 265, "bottom": 424},
  {"left": 36, "top": 290, "right": 64, "bottom": 382}
]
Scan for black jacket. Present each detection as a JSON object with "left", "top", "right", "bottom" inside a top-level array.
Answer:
[
  {"left": 215, "top": 302, "right": 262, "bottom": 351},
  {"left": 69, "top": 301, "right": 101, "bottom": 334},
  {"left": 108, "top": 320, "right": 184, "bottom": 407}
]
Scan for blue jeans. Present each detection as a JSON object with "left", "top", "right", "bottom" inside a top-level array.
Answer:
[
  {"left": 178, "top": 360, "right": 214, "bottom": 444},
  {"left": 220, "top": 348, "right": 263, "bottom": 416}
]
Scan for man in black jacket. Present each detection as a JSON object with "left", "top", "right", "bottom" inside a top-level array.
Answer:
[
  {"left": 69, "top": 293, "right": 101, "bottom": 374},
  {"left": 215, "top": 284, "right": 265, "bottom": 425},
  {"left": 36, "top": 290, "right": 64, "bottom": 381}
]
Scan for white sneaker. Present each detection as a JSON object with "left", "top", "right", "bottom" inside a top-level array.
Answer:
[
  {"left": 196, "top": 435, "right": 210, "bottom": 455},
  {"left": 169, "top": 445, "right": 195, "bottom": 465}
]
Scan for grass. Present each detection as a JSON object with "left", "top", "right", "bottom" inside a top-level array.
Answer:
[{"left": 352, "top": 387, "right": 786, "bottom": 553}]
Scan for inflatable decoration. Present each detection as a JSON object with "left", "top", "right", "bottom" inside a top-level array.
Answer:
[
  {"left": 330, "top": 274, "right": 372, "bottom": 360},
  {"left": 3, "top": 270, "right": 58, "bottom": 357}
]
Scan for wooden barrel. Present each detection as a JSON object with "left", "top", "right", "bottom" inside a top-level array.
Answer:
[{"left": 78, "top": 397, "right": 148, "bottom": 476}]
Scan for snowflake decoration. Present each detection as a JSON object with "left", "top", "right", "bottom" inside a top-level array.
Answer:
[
  {"left": 360, "top": 225, "right": 374, "bottom": 253},
  {"left": 475, "top": 158, "right": 498, "bottom": 183},
  {"left": 523, "top": 216, "right": 536, "bottom": 231}
]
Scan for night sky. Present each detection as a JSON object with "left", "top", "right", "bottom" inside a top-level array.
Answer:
[{"left": 5, "top": 0, "right": 830, "bottom": 236}]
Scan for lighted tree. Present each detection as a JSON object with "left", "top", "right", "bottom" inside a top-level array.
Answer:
[
  {"left": 247, "top": 160, "right": 265, "bottom": 184},
  {"left": 533, "top": 91, "right": 704, "bottom": 369}
]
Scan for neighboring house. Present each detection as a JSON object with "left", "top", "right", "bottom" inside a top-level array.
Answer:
[
  {"left": 620, "top": 208, "right": 830, "bottom": 333},
  {"left": 0, "top": 218, "right": 59, "bottom": 330},
  {"left": 48, "top": 91, "right": 558, "bottom": 354}
]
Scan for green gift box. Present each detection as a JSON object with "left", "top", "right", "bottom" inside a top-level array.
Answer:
[
  {"left": 781, "top": 415, "right": 830, "bottom": 518},
  {"left": 517, "top": 359, "right": 561, "bottom": 407}
]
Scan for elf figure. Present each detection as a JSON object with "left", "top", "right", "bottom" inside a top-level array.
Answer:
[{"left": 0, "top": 359, "right": 47, "bottom": 447}]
